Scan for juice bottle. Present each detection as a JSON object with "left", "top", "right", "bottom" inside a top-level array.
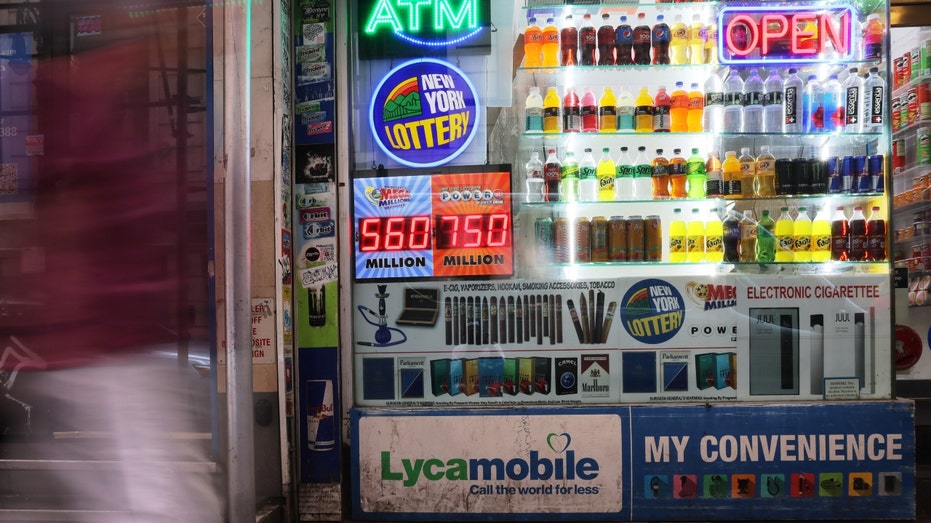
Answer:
[
  {"left": 632, "top": 146, "right": 653, "bottom": 200},
  {"left": 579, "top": 13, "right": 596, "bottom": 66},
  {"left": 651, "top": 149, "right": 670, "bottom": 200},
  {"left": 848, "top": 205, "right": 867, "bottom": 261},
  {"left": 543, "top": 148, "right": 562, "bottom": 202},
  {"left": 863, "top": 14, "right": 884, "bottom": 61},
  {"left": 614, "top": 146, "right": 634, "bottom": 199},
  {"left": 668, "top": 148, "right": 687, "bottom": 199},
  {"left": 866, "top": 206, "right": 886, "bottom": 261},
  {"left": 811, "top": 206, "right": 832, "bottom": 262},
  {"left": 633, "top": 13, "right": 651, "bottom": 65},
  {"left": 599, "top": 87, "right": 617, "bottom": 132},
  {"left": 560, "top": 151, "right": 580, "bottom": 202},
  {"left": 560, "top": 15, "right": 578, "bottom": 66},
  {"left": 580, "top": 88, "right": 598, "bottom": 132},
  {"left": 686, "top": 208, "right": 705, "bottom": 262},
  {"left": 524, "top": 17, "right": 542, "bottom": 67},
  {"left": 686, "top": 147, "right": 707, "bottom": 199},
  {"left": 687, "top": 82, "right": 704, "bottom": 132},
  {"left": 687, "top": 14, "right": 705, "bottom": 65},
  {"left": 525, "top": 86, "right": 543, "bottom": 132},
  {"left": 774, "top": 207, "right": 795, "bottom": 262},
  {"left": 705, "top": 208, "right": 724, "bottom": 263},
  {"left": 653, "top": 86, "right": 671, "bottom": 132},
  {"left": 670, "top": 81, "right": 689, "bottom": 132},
  {"left": 563, "top": 87, "right": 581, "bottom": 132},
  {"left": 723, "top": 210, "right": 741, "bottom": 262},
  {"left": 669, "top": 15, "right": 688, "bottom": 65},
  {"left": 597, "top": 13, "right": 616, "bottom": 66},
  {"left": 617, "top": 88, "right": 636, "bottom": 131},
  {"left": 635, "top": 87, "right": 654, "bottom": 132},
  {"left": 830, "top": 206, "right": 849, "bottom": 261},
  {"left": 705, "top": 151, "right": 723, "bottom": 198},
  {"left": 541, "top": 18, "right": 560, "bottom": 67},
  {"left": 704, "top": 23, "right": 719, "bottom": 65},
  {"left": 794, "top": 207, "right": 812, "bottom": 262},
  {"left": 615, "top": 15, "right": 634, "bottom": 65},
  {"left": 543, "top": 87, "right": 561, "bottom": 132},
  {"left": 755, "top": 209, "right": 776, "bottom": 262},
  {"left": 578, "top": 148, "right": 598, "bottom": 201},
  {"left": 753, "top": 145, "right": 776, "bottom": 197},
  {"left": 597, "top": 147, "right": 616, "bottom": 201},
  {"left": 721, "top": 150, "right": 741, "bottom": 198},
  {"left": 652, "top": 14, "right": 671, "bottom": 65},
  {"left": 739, "top": 209, "right": 757, "bottom": 262},
  {"left": 738, "top": 147, "right": 756, "bottom": 199},
  {"left": 669, "top": 208, "right": 687, "bottom": 263}
]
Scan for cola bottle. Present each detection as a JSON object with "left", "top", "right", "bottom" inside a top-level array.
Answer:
[
  {"left": 579, "top": 14, "right": 596, "bottom": 66},
  {"left": 633, "top": 13, "right": 651, "bottom": 65}
]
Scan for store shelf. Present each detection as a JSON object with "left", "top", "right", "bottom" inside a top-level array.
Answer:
[
  {"left": 891, "top": 72, "right": 931, "bottom": 98},
  {"left": 892, "top": 117, "right": 931, "bottom": 138},
  {"left": 526, "top": 260, "right": 889, "bottom": 278}
]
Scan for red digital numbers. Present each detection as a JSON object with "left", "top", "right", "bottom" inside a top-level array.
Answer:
[
  {"left": 358, "top": 213, "right": 511, "bottom": 252},
  {"left": 358, "top": 216, "right": 431, "bottom": 252},
  {"left": 435, "top": 213, "right": 510, "bottom": 250}
]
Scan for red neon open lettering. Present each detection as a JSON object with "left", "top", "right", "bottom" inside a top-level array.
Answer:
[
  {"left": 724, "top": 14, "right": 759, "bottom": 57},
  {"left": 760, "top": 14, "right": 788, "bottom": 56}
]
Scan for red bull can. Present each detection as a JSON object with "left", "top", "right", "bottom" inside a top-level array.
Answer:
[{"left": 307, "top": 379, "right": 336, "bottom": 452}]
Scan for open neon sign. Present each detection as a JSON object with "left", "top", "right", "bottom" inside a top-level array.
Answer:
[{"left": 718, "top": 5, "right": 856, "bottom": 65}]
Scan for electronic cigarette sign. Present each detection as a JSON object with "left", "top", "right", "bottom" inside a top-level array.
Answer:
[{"left": 353, "top": 165, "right": 513, "bottom": 280}]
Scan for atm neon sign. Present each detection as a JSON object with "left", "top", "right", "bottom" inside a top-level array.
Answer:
[
  {"left": 718, "top": 5, "right": 855, "bottom": 64},
  {"left": 363, "top": 0, "right": 483, "bottom": 47}
]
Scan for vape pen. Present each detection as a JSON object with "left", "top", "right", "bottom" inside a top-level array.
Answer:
[
  {"left": 499, "top": 296, "right": 507, "bottom": 343},
  {"left": 555, "top": 295, "right": 562, "bottom": 344},
  {"left": 523, "top": 295, "right": 530, "bottom": 341},
  {"left": 579, "top": 292, "right": 590, "bottom": 344},
  {"left": 548, "top": 295, "right": 556, "bottom": 345},
  {"left": 588, "top": 289, "right": 595, "bottom": 341},
  {"left": 458, "top": 297, "right": 467, "bottom": 345},
  {"left": 445, "top": 297, "right": 452, "bottom": 345},
  {"left": 490, "top": 296, "right": 498, "bottom": 344},
  {"left": 594, "top": 291, "right": 604, "bottom": 345},
  {"left": 467, "top": 297, "right": 475, "bottom": 345},
  {"left": 855, "top": 312, "right": 865, "bottom": 387},
  {"left": 529, "top": 295, "right": 536, "bottom": 339},
  {"left": 540, "top": 294, "right": 548, "bottom": 343},
  {"left": 810, "top": 314, "right": 824, "bottom": 395},
  {"left": 515, "top": 296, "right": 523, "bottom": 343},
  {"left": 452, "top": 297, "right": 460, "bottom": 345},
  {"left": 481, "top": 297, "right": 489, "bottom": 345}
]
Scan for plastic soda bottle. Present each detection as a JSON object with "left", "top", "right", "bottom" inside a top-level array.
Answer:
[
  {"left": 560, "top": 151, "right": 580, "bottom": 202},
  {"left": 723, "top": 69, "right": 744, "bottom": 133},
  {"left": 633, "top": 13, "right": 651, "bottom": 65},
  {"left": 578, "top": 148, "right": 598, "bottom": 201},
  {"left": 579, "top": 14, "right": 596, "bottom": 66},
  {"left": 525, "top": 86, "right": 544, "bottom": 132},
  {"left": 849, "top": 205, "right": 867, "bottom": 261},
  {"left": 738, "top": 147, "right": 756, "bottom": 199},
  {"left": 686, "top": 147, "right": 707, "bottom": 199},
  {"left": 755, "top": 209, "right": 776, "bottom": 263},
  {"left": 599, "top": 87, "right": 617, "bottom": 132},
  {"left": 635, "top": 87, "right": 654, "bottom": 132},
  {"left": 802, "top": 75, "right": 824, "bottom": 133},
  {"left": 703, "top": 70, "right": 725, "bottom": 132},
  {"left": 830, "top": 206, "right": 849, "bottom": 261},
  {"left": 783, "top": 68, "right": 804, "bottom": 132},
  {"left": 597, "top": 147, "right": 616, "bottom": 201},
  {"left": 563, "top": 87, "right": 581, "bottom": 132},
  {"left": 705, "top": 151, "right": 723, "bottom": 198},
  {"left": 652, "top": 149, "right": 670, "bottom": 199},
  {"left": 615, "top": 146, "right": 634, "bottom": 200},
  {"left": 669, "top": 208, "right": 687, "bottom": 263},
  {"left": 581, "top": 88, "right": 598, "bottom": 132},
  {"left": 524, "top": 17, "right": 543, "bottom": 67},
  {"left": 525, "top": 151, "right": 544, "bottom": 203},
  {"left": 543, "top": 87, "right": 560, "bottom": 132},
  {"left": 687, "top": 83, "right": 704, "bottom": 132},
  {"left": 721, "top": 150, "right": 741, "bottom": 198},
  {"left": 863, "top": 14, "right": 884, "bottom": 60},
  {"left": 617, "top": 88, "right": 636, "bottom": 131},
  {"left": 723, "top": 210, "right": 741, "bottom": 263},
  {"left": 652, "top": 14, "right": 671, "bottom": 65},
  {"left": 632, "top": 146, "right": 653, "bottom": 200},
  {"left": 753, "top": 145, "right": 776, "bottom": 197},
  {"left": 597, "top": 13, "right": 616, "bottom": 66},
  {"left": 705, "top": 208, "right": 724, "bottom": 263},
  {"left": 669, "top": 15, "right": 688, "bottom": 65},
  {"left": 670, "top": 82, "right": 689, "bottom": 132},
  {"left": 615, "top": 16, "right": 634, "bottom": 65},
  {"left": 543, "top": 148, "right": 562, "bottom": 202},
  {"left": 560, "top": 15, "right": 578, "bottom": 66},
  {"left": 739, "top": 209, "right": 757, "bottom": 262},
  {"left": 704, "top": 23, "right": 719, "bottom": 64},
  {"left": 774, "top": 207, "right": 795, "bottom": 262},
  {"left": 866, "top": 206, "right": 886, "bottom": 261},
  {"left": 811, "top": 206, "right": 832, "bottom": 262},
  {"left": 794, "top": 207, "right": 812, "bottom": 262},
  {"left": 653, "top": 86, "right": 671, "bottom": 132},
  {"left": 541, "top": 18, "right": 560, "bottom": 67},
  {"left": 688, "top": 14, "right": 705, "bottom": 65},
  {"left": 668, "top": 148, "right": 687, "bottom": 199},
  {"left": 686, "top": 208, "right": 706, "bottom": 262}
]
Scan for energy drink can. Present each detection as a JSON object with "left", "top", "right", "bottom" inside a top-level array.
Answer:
[
  {"left": 575, "top": 217, "right": 592, "bottom": 263},
  {"left": 554, "top": 217, "right": 570, "bottom": 263},
  {"left": 591, "top": 216, "right": 608, "bottom": 262},
  {"left": 810, "top": 158, "right": 828, "bottom": 194},
  {"left": 608, "top": 216, "right": 627, "bottom": 262},
  {"left": 306, "top": 379, "right": 336, "bottom": 452},
  {"left": 868, "top": 154, "right": 885, "bottom": 193},
  {"left": 535, "top": 216, "right": 554, "bottom": 262},
  {"left": 840, "top": 155, "right": 854, "bottom": 193},
  {"left": 827, "top": 156, "right": 842, "bottom": 194},
  {"left": 626, "top": 215, "right": 644, "bottom": 261},
  {"left": 644, "top": 215, "right": 662, "bottom": 261},
  {"left": 852, "top": 155, "right": 868, "bottom": 193}
]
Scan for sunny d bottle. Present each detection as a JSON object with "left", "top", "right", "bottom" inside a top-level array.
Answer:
[
  {"left": 723, "top": 69, "right": 744, "bottom": 132},
  {"left": 668, "top": 148, "right": 687, "bottom": 199},
  {"left": 762, "top": 68, "right": 784, "bottom": 132},
  {"left": 670, "top": 82, "right": 689, "bottom": 132},
  {"left": 866, "top": 206, "right": 886, "bottom": 261},
  {"left": 633, "top": 13, "right": 651, "bottom": 65},
  {"left": 686, "top": 208, "right": 705, "bottom": 262},
  {"left": 581, "top": 88, "right": 598, "bottom": 132},
  {"left": 687, "top": 83, "right": 704, "bottom": 132},
  {"left": 783, "top": 68, "right": 804, "bottom": 132},
  {"left": 723, "top": 210, "right": 741, "bottom": 263},
  {"left": 524, "top": 17, "right": 543, "bottom": 67},
  {"left": 616, "top": 87, "right": 636, "bottom": 131},
  {"left": 811, "top": 206, "right": 832, "bottom": 262},
  {"left": 578, "top": 148, "right": 598, "bottom": 202},
  {"left": 579, "top": 13, "right": 597, "bottom": 66},
  {"left": 794, "top": 207, "right": 812, "bottom": 262},
  {"left": 615, "top": 146, "right": 635, "bottom": 199},
  {"left": 525, "top": 151, "right": 544, "bottom": 202},
  {"left": 669, "top": 208, "right": 687, "bottom": 263},
  {"left": 543, "top": 148, "right": 562, "bottom": 202},
  {"left": 848, "top": 205, "right": 867, "bottom": 261},
  {"left": 597, "top": 13, "right": 616, "bottom": 65},
  {"left": 599, "top": 87, "right": 617, "bottom": 132},
  {"left": 560, "top": 151, "right": 580, "bottom": 202},
  {"left": 543, "top": 86, "right": 560, "bottom": 132},
  {"left": 597, "top": 147, "right": 615, "bottom": 201},
  {"left": 669, "top": 15, "right": 688, "bottom": 65},
  {"left": 686, "top": 147, "right": 707, "bottom": 199},
  {"left": 721, "top": 150, "right": 741, "bottom": 198},
  {"left": 703, "top": 70, "right": 725, "bottom": 132},
  {"left": 525, "top": 86, "right": 544, "bottom": 132},
  {"left": 632, "top": 146, "right": 653, "bottom": 200},
  {"left": 560, "top": 14, "right": 578, "bottom": 66},
  {"left": 635, "top": 87, "right": 654, "bottom": 132},
  {"left": 615, "top": 15, "right": 634, "bottom": 65},
  {"left": 755, "top": 209, "right": 776, "bottom": 263},
  {"left": 653, "top": 86, "right": 671, "bottom": 132},
  {"left": 753, "top": 145, "right": 776, "bottom": 197},
  {"left": 563, "top": 87, "right": 581, "bottom": 132},
  {"left": 742, "top": 68, "right": 764, "bottom": 132},
  {"left": 842, "top": 67, "right": 863, "bottom": 133},
  {"left": 863, "top": 67, "right": 886, "bottom": 133},
  {"left": 738, "top": 147, "right": 755, "bottom": 199},
  {"left": 652, "top": 149, "right": 670, "bottom": 199},
  {"left": 541, "top": 18, "right": 560, "bottom": 67},
  {"left": 739, "top": 209, "right": 757, "bottom": 262},
  {"left": 705, "top": 208, "right": 724, "bottom": 263}
]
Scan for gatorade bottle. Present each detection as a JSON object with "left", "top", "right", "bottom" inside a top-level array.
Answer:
[
  {"left": 632, "top": 146, "right": 653, "bottom": 200},
  {"left": 615, "top": 146, "right": 635, "bottom": 200},
  {"left": 579, "top": 14, "right": 596, "bottom": 66},
  {"left": 561, "top": 15, "right": 578, "bottom": 66},
  {"left": 705, "top": 208, "right": 724, "bottom": 263},
  {"left": 652, "top": 149, "right": 670, "bottom": 199},
  {"left": 542, "top": 17, "right": 560, "bottom": 67},
  {"left": 525, "top": 86, "right": 544, "bottom": 132},
  {"left": 740, "top": 210, "right": 757, "bottom": 262},
  {"left": 635, "top": 87, "right": 654, "bottom": 132},
  {"left": 705, "top": 151, "right": 723, "bottom": 198},
  {"left": 563, "top": 87, "right": 581, "bottom": 132},
  {"left": 723, "top": 210, "right": 741, "bottom": 263},
  {"left": 581, "top": 88, "right": 598, "bottom": 132},
  {"left": 669, "top": 15, "right": 688, "bottom": 65},
  {"left": 686, "top": 147, "right": 707, "bottom": 199},
  {"left": 669, "top": 208, "right": 687, "bottom": 262},
  {"left": 597, "top": 13, "right": 615, "bottom": 66},
  {"left": 560, "top": 151, "right": 580, "bottom": 202},
  {"left": 688, "top": 14, "right": 705, "bottom": 65},
  {"left": 524, "top": 17, "right": 543, "bottom": 67},
  {"left": 668, "top": 148, "right": 687, "bottom": 199},
  {"left": 721, "top": 150, "right": 741, "bottom": 198},
  {"left": 615, "top": 15, "right": 634, "bottom": 65},
  {"left": 704, "top": 23, "right": 719, "bottom": 64},
  {"left": 830, "top": 206, "right": 849, "bottom": 261},
  {"left": 849, "top": 205, "right": 867, "bottom": 261},
  {"left": 653, "top": 86, "right": 671, "bottom": 132},
  {"left": 774, "top": 207, "right": 795, "bottom": 262},
  {"left": 599, "top": 87, "right": 617, "bottom": 131},
  {"left": 794, "top": 207, "right": 812, "bottom": 262},
  {"left": 543, "top": 86, "right": 561, "bottom": 132},
  {"left": 738, "top": 147, "right": 755, "bottom": 199},
  {"left": 754, "top": 145, "right": 776, "bottom": 197},
  {"left": 597, "top": 147, "right": 616, "bottom": 201},
  {"left": 687, "top": 82, "right": 704, "bottom": 132},
  {"left": 633, "top": 13, "right": 651, "bottom": 65},
  {"left": 863, "top": 14, "right": 884, "bottom": 60},
  {"left": 652, "top": 14, "right": 671, "bottom": 65},
  {"left": 756, "top": 209, "right": 776, "bottom": 263},
  {"left": 866, "top": 206, "right": 886, "bottom": 261},
  {"left": 686, "top": 208, "right": 706, "bottom": 263},
  {"left": 578, "top": 148, "right": 598, "bottom": 201},
  {"left": 811, "top": 206, "right": 832, "bottom": 262},
  {"left": 617, "top": 87, "right": 636, "bottom": 131},
  {"left": 543, "top": 148, "right": 562, "bottom": 202},
  {"left": 670, "top": 81, "right": 689, "bottom": 132}
]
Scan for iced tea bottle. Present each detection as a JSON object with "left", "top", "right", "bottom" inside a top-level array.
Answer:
[
  {"left": 738, "top": 147, "right": 756, "bottom": 199},
  {"left": 651, "top": 149, "right": 670, "bottom": 199},
  {"left": 668, "top": 148, "right": 687, "bottom": 199}
]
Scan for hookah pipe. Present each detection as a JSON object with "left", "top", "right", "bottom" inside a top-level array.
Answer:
[{"left": 357, "top": 285, "right": 408, "bottom": 347}]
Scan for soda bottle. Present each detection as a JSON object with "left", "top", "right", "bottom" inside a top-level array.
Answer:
[
  {"left": 704, "top": 23, "right": 719, "bottom": 64},
  {"left": 560, "top": 151, "right": 580, "bottom": 202},
  {"left": 723, "top": 210, "right": 741, "bottom": 263},
  {"left": 597, "top": 13, "right": 616, "bottom": 66},
  {"left": 669, "top": 15, "right": 688, "bottom": 65},
  {"left": 863, "top": 67, "right": 886, "bottom": 133},
  {"left": 686, "top": 147, "right": 707, "bottom": 199},
  {"left": 653, "top": 86, "right": 671, "bottom": 132},
  {"left": 794, "top": 207, "right": 812, "bottom": 262},
  {"left": 669, "top": 208, "right": 687, "bottom": 263},
  {"left": 830, "top": 206, "right": 849, "bottom": 261},
  {"left": 723, "top": 69, "right": 744, "bottom": 132},
  {"left": 668, "top": 148, "right": 687, "bottom": 199},
  {"left": 705, "top": 208, "right": 724, "bottom": 263},
  {"left": 823, "top": 74, "right": 843, "bottom": 132},
  {"left": 560, "top": 15, "right": 578, "bottom": 66},
  {"left": 774, "top": 207, "right": 795, "bottom": 262},
  {"left": 739, "top": 209, "right": 757, "bottom": 262},
  {"left": 543, "top": 87, "right": 561, "bottom": 132},
  {"left": 563, "top": 87, "right": 581, "bottom": 132},
  {"left": 755, "top": 209, "right": 776, "bottom": 263},
  {"left": 705, "top": 151, "right": 723, "bottom": 198},
  {"left": 742, "top": 68, "right": 764, "bottom": 132},
  {"left": 802, "top": 75, "right": 824, "bottom": 133},
  {"left": 525, "top": 86, "right": 544, "bottom": 132},
  {"left": 543, "top": 148, "right": 562, "bottom": 202},
  {"left": 670, "top": 81, "right": 689, "bottom": 132},
  {"left": 579, "top": 14, "right": 596, "bottom": 66},
  {"left": 686, "top": 208, "right": 705, "bottom": 263},
  {"left": 848, "top": 205, "right": 867, "bottom": 261},
  {"left": 687, "top": 82, "right": 704, "bottom": 132},
  {"left": 811, "top": 206, "right": 832, "bottom": 262},
  {"left": 703, "top": 70, "right": 725, "bottom": 132},
  {"left": 541, "top": 18, "right": 560, "bottom": 67},
  {"left": 688, "top": 14, "right": 705, "bottom": 65},
  {"left": 783, "top": 68, "right": 804, "bottom": 132},
  {"left": 721, "top": 150, "right": 741, "bottom": 198},
  {"left": 617, "top": 88, "right": 636, "bottom": 131},
  {"left": 652, "top": 14, "right": 671, "bottom": 65},
  {"left": 652, "top": 148, "right": 670, "bottom": 199},
  {"left": 525, "top": 151, "right": 544, "bottom": 203},
  {"left": 866, "top": 206, "right": 886, "bottom": 261},
  {"left": 633, "top": 13, "right": 651, "bottom": 65},
  {"left": 842, "top": 67, "right": 863, "bottom": 133},
  {"left": 615, "top": 15, "right": 634, "bottom": 65},
  {"left": 754, "top": 145, "right": 776, "bottom": 197},
  {"left": 863, "top": 14, "right": 884, "bottom": 60},
  {"left": 524, "top": 17, "right": 543, "bottom": 67},
  {"left": 597, "top": 147, "right": 616, "bottom": 201},
  {"left": 762, "top": 68, "right": 784, "bottom": 133},
  {"left": 635, "top": 87, "right": 654, "bottom": 132},
  {"left": 615, "top": 146, "right": 634, "bottom": 200},
  {"left": 599, "top": 87, "right": 617, "bottom": 132},
  {"left": 738, "top": 147, "right": 755, "bottom": 199},
  {"left": 632, "top": 146, "right": 653, "bottom": 200},
  {"left": 578, "top": 148, "right": 598, "bottom": 201},
  {"left": 581, "top": 88, "right": 598, "bottom": 132}
]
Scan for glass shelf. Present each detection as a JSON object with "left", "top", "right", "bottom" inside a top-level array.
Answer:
[
  {"left": 891, "top": 72, "right": 931, "bottom": 98},
  {"left": 892, "top": 117, "right": 931, "bottom": 139},
  {"left": 525, "top": 260, "right": 889, "bottom": 277},
  {"left": 521, "top": 131, "right": 883, "bottom": 139},
  {"left": 520, "top": 193, "right": 885, "bottom": 207}
]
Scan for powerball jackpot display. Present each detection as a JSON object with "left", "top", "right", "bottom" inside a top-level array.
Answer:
[{"left": 338, "top": 1, "right": 915, "bottom": 520}]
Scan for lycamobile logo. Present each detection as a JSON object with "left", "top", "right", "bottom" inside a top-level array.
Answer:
[{"left": 381, "top": 432, "right": 599, "bottom": 487}]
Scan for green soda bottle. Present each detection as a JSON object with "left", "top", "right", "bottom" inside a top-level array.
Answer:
[{"left": 685, "top": 147, "right": 706, "bottom": 199}]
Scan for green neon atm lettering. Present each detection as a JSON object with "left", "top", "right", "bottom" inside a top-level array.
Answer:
[{"left": 364, "top": 0, "right": 478, "bottom": 34}]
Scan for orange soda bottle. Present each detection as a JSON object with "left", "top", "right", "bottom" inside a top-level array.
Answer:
[{"left": 670, "top": 81, "right": 689, "bottom": 132}]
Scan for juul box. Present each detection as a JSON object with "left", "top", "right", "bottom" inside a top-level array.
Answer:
[
  {"left": 749, "top": 308, "right": 799, "bottom": 395},
  {"left": 822, "top": 309, "right": 866, "bottom": 384}
]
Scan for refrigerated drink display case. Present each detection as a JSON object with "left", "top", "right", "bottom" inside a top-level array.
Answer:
[{"left": 339, "top": 1, "right": 915, "bottom": 520}]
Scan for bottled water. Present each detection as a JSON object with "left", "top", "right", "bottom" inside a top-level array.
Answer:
[
  {"left": 703, "top": 70, "right": 725, "bottom": 133},
  {"left": 723, "top": 69, "right": 744, "bottom": 132},
  {"left": 783, "top": 68, "right": 804, "bottom": 132},
  {"left": 822, "top": 74, "right": 842, "bottom": 132},
  {"left": 742, "top": 68, "right": 764, "bottom": 132},
  {"left": 801, "top": 75, "right": 823, "bottom": 133},
  {"left": 842, "top": 67, "right": 863, "bottom": 133},
  {"left": 863, "top": 67, "right": 886, "bottom": 133},
  {"left": 762, "top": 69, "right": 784, "bottom": 133}
]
